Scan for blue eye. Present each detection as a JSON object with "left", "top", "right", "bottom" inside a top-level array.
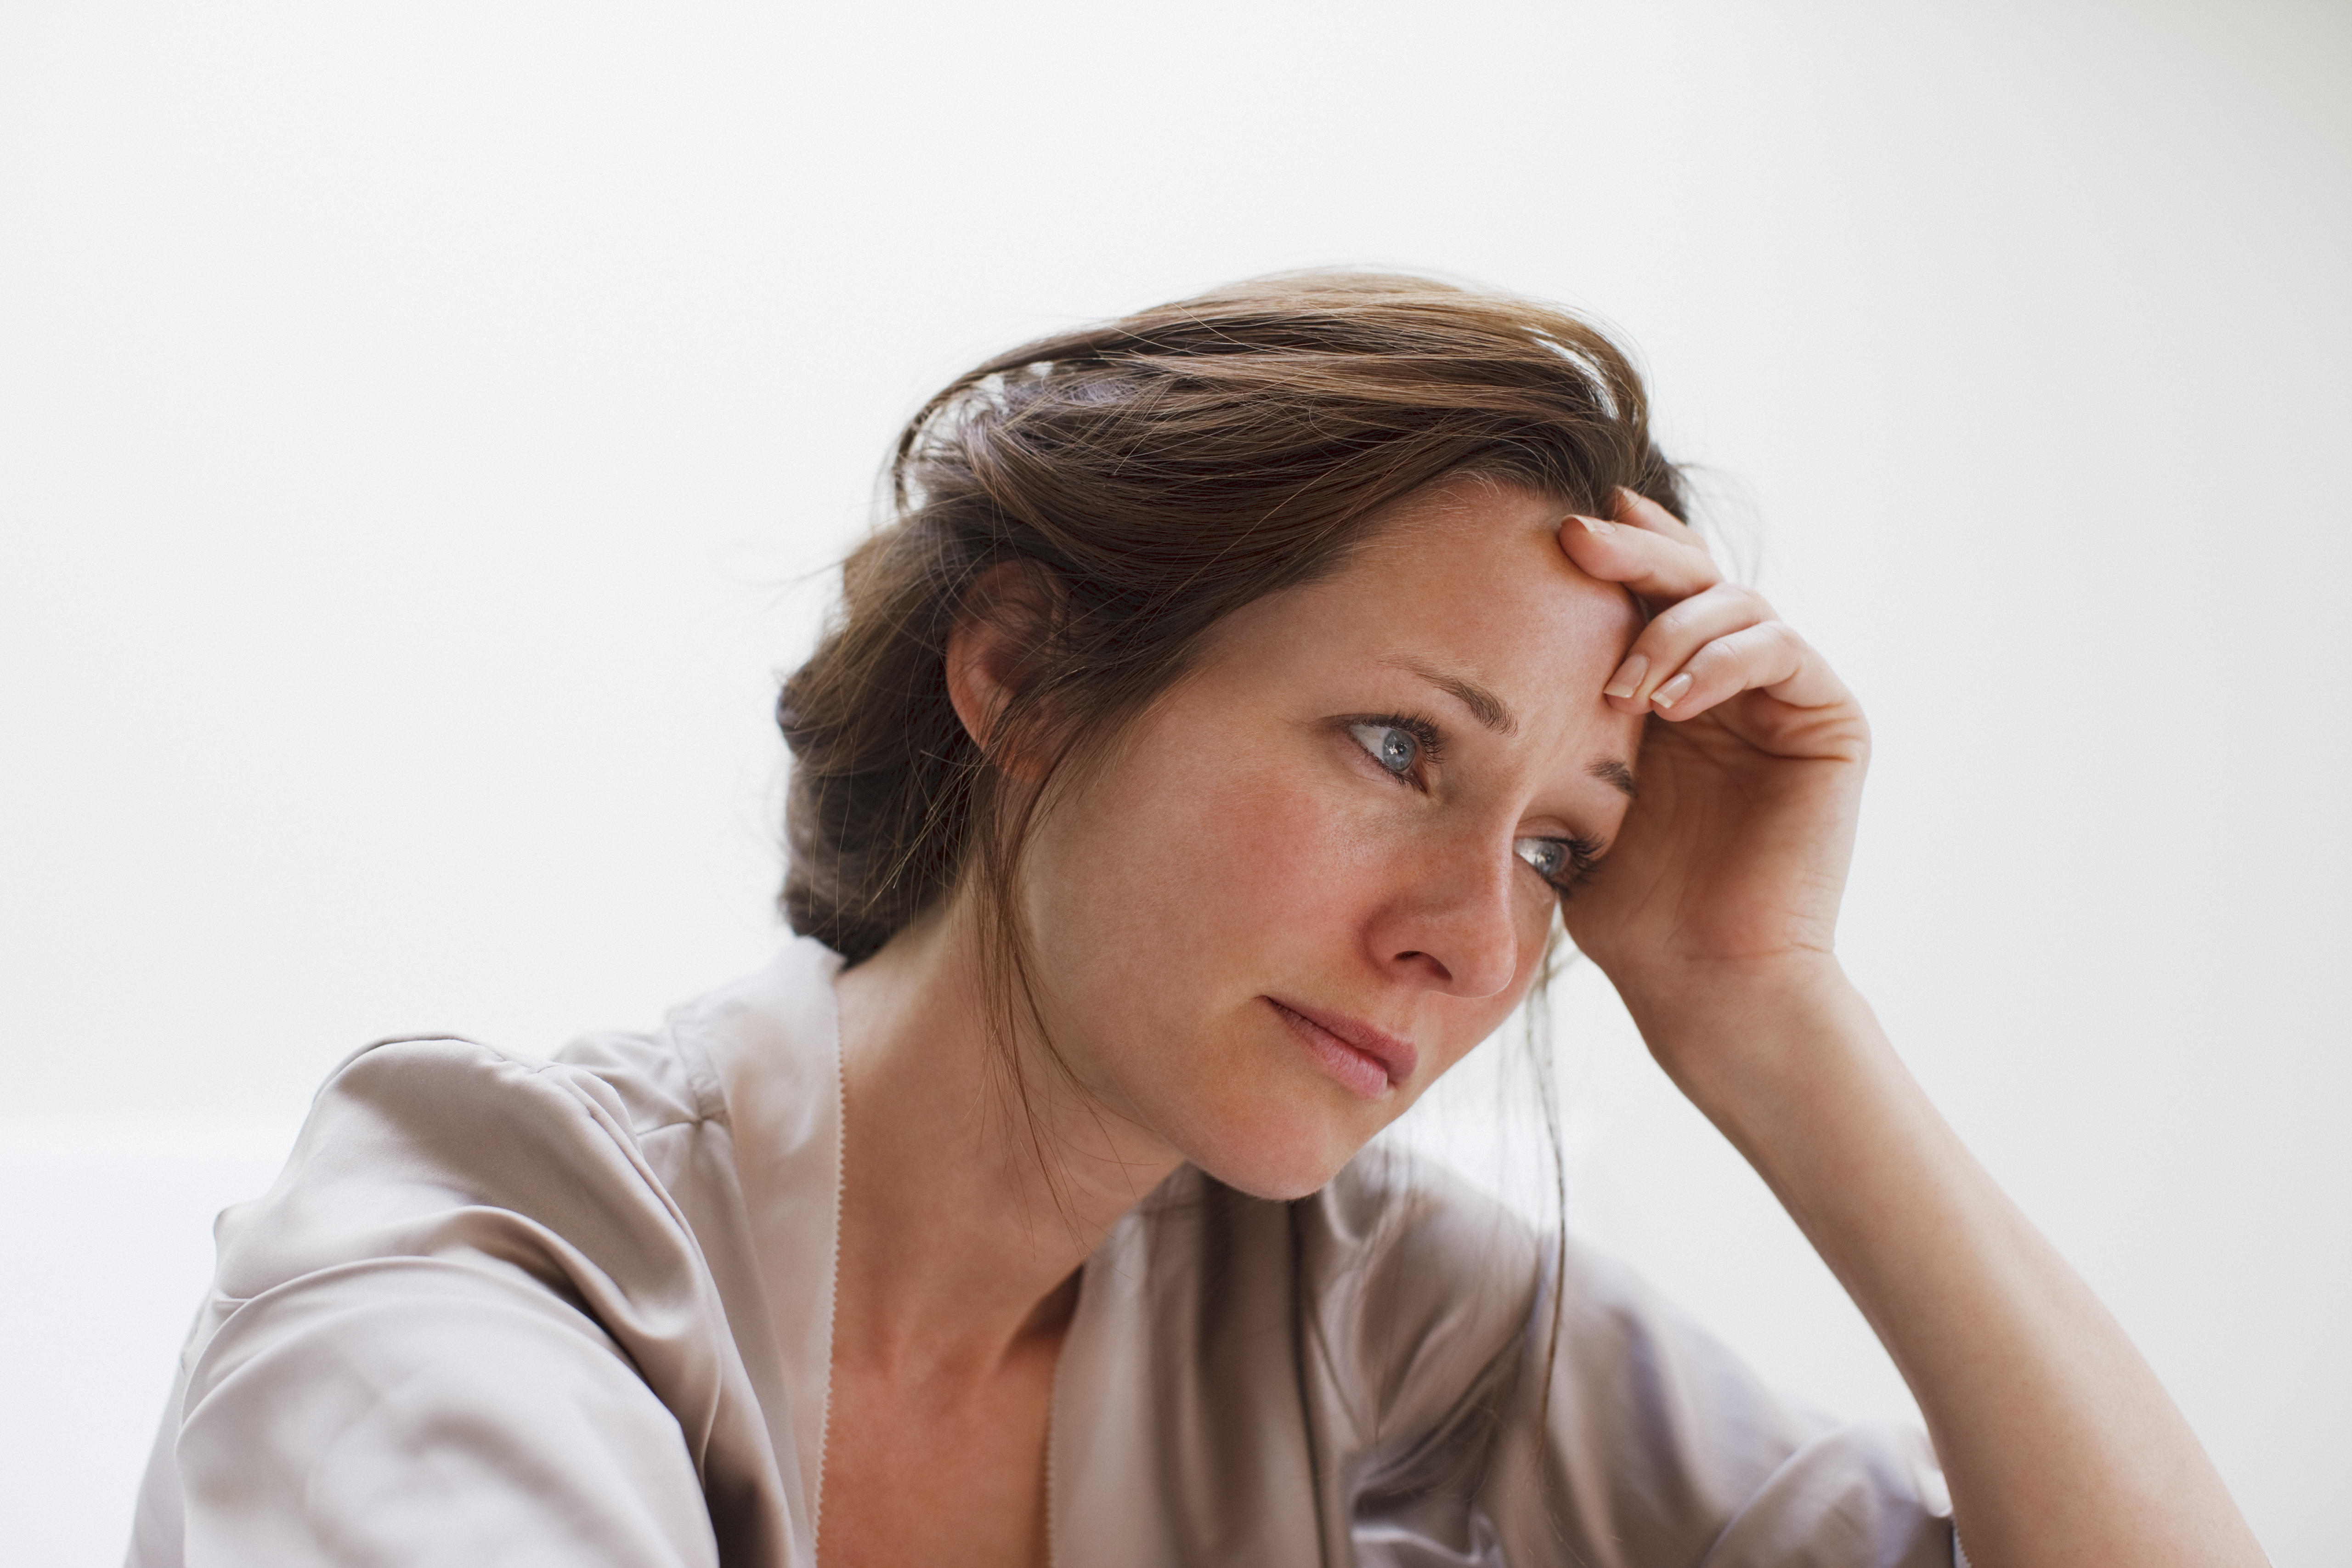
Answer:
[
  {"left": 1514, "top": 838, "right": 1568, "bottom": 879},
  {"left": 1516, "top": 835, "right": 1605, "bottom": 895},
  {"left": 1349, "top": 722, "right": 1419, "bottom": 776}
]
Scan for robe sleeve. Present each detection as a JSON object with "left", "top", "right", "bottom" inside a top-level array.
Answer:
[
  {"left": 1476, "top": 1232, "right": 1958, "bottom": 1568},
  {"left": 126, "top": 1035, "right": 792, "bottom": 1568},
  {"left": 1302, "top": 1152, "right": 1956, "bottom": 1567}
]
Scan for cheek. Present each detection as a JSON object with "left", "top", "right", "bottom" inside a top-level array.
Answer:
[
  {"left": 1109, "top": 747, "right": 1368, "bottom": 964},
  {"left": 1020, "top": 731, "right": 1332, "bottom": 998},
  {"left": 1025, "top": 723, "right": 1560, "bottom": 1160}
]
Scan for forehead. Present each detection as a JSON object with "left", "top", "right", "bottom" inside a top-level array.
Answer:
[{"left": 1266, "top": 477, "right": 1642, "bottom": 673}]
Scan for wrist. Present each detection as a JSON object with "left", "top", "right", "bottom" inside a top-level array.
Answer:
[{"left": 1607, "top": 951, "right": 1874, "bottom": 1117}]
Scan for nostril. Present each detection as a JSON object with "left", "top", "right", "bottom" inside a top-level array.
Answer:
[{"left": 1392, "top": 950, "right": 1455, "bottom": 982}]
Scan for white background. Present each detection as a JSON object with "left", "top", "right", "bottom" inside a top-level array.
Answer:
[{"left": 3, "top": 1, "right": 2346, "bottom": 1562}]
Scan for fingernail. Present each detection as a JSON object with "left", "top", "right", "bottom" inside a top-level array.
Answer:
[
  {"left": 1603, "top": 653, "right": 1647, "bottom": 699},
  {"left": 1650, "top": 672, "right": 1694, "bottom": 710},
  {"left": 1574, "top": 514, "right": 1616, "bottom": 535}
]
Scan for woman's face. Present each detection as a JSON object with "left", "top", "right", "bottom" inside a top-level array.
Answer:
[{"left": 1018, "top": 478, "right": 1646, "bottom": 1199}]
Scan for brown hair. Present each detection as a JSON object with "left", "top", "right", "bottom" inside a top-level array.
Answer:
[{"left": 777, "top": 270, "right": 1685, "bottom": 991}]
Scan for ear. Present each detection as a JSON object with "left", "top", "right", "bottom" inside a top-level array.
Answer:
[{"left": 944, "top": 560, "right": 1064, "bottom": 771}]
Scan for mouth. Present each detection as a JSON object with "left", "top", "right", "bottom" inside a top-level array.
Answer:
[{"left": 1266, "top": 998, "right": 1419, "bottom": 1101}]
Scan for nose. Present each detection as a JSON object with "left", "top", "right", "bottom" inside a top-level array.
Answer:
[{"left": 1365, "top": 833, "right": 1525, "bottom": 1001}]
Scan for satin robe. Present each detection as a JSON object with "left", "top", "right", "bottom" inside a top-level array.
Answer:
[{"left": 129, "top": 936, "right": 1956, "bottom": 1567}]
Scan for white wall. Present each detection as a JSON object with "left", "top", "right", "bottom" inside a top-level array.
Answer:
[{"left": 2, "top": 1, "right": 2344, "bottom": 1561}]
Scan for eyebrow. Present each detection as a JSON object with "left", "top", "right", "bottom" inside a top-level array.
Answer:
[
  {"left": 1387, "top": 657, "right": 1640, "bottom": 799},
  {"left": 1388, "top": 658, "right": 1518, "bottom": 736},
  {"left": 1589, "top": 758, "right": 1640, "bottom": 799}
]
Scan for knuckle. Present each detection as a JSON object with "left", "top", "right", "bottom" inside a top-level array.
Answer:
[
  {"left": 1705, "top": 583, "right": 1767, "bottom": 621},
  {"left": 1650, "top": 602, "right": 1700, "bottom": 640},
  {"left": 1683, "top": 638, "right": 1740, "bottom": 676},
  {"left": 1680, "top": 554, "right": 1725, "bottom": 593}
]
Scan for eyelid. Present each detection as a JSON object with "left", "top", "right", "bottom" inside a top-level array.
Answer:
[
  {"left": 1340, "top": 714, "right": 1605, "bottom": 891},
  {"left": 1528, "top": 834, "right": 1606, "bottom": 895},
  {"left": 1511, "top": 831, "right": 1606, "bottom": 894},
  {"left": 1342, "top": 713, "right": 1447, "bottom": 787},
  {"left": 1361, "top": 713, "right": 1444, "bottom": 762}
]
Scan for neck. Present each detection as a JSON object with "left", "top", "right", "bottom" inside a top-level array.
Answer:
[{"left": 829, "top": 894, "right": 1183, "bottom": 1381}]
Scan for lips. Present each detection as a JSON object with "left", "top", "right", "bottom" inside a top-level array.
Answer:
[{"left": 1267, "top": 997, "right": 1420, "bottom": 1100}]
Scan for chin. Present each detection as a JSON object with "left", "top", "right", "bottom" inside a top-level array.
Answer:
[{"left": 1183, "top": 1115, "right": 1368, "bottom": 1202}]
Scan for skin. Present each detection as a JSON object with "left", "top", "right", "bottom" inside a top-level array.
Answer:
[{"left": 819, "top": 478, "right": 2268, "bottom": 1567}]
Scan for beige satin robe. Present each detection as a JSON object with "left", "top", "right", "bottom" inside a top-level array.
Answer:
[{"left": 128, "top": 936, "right": 1957, "bottom": 1566}]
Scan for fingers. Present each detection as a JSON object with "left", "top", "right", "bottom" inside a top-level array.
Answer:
[
  {"left": 1602, "top": 583, "right": 1849, "bottom": 719},
  {"left": 1557, "top": 487, "right": 1717, "bottom": 606},
  {"left": 1642, "top": 620, "right": 1803, "bottom": 718},
  {"left": 1597, "top": 580, "right": 1769, "bottom": 703},
  {"left": 1558, "top": 486, "right": 1853, "bottom": 723},
  {"left": 1609, "top": 486, "right": 1703, "bottom": 548}
]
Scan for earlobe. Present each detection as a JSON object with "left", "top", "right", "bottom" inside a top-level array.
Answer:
[{"left": 944, "top": 560, "right": 1063, "bottom": 773}]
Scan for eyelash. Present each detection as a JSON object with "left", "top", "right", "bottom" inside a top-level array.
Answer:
[
  {"left": 1344, "top": 713, "right": 1605, "bottom": 899},
  {"left": 1537, "top": 835, "right": 1606, "bottom": 899},
  {"left": 1357, "top": 712, "right": 1446, "bottom": 779}
]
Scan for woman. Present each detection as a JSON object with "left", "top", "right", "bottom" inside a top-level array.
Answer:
[{"left": 128, "top": 273, "right": 2265, "bottom": 1567}]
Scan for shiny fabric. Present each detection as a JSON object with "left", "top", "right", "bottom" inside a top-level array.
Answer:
[{"left": 129, "top": 937, "right": 1956, "bottom": 1566}]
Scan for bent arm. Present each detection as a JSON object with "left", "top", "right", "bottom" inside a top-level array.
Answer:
[
  {"left": 130, "top": 1035, "right": 796, "bottom": 1568},
  {"left": 154, "top": 1258, "right": 725, "bottom": 1568},
  {"left": 1628, "top": 959, "right": 2267, "bottom": 1568}
]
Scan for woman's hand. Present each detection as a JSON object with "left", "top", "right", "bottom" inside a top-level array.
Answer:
[
  {"left": 1552, "top": 492, "right": 2270, "bottom": 1568},
  {"left": 1554, "top": 487, "right": 1869, "bottom": 1029}
]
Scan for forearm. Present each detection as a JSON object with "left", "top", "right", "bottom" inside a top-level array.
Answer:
[{"left": 1624, "top": 962, "right": 2266, "bottom": 1568}]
